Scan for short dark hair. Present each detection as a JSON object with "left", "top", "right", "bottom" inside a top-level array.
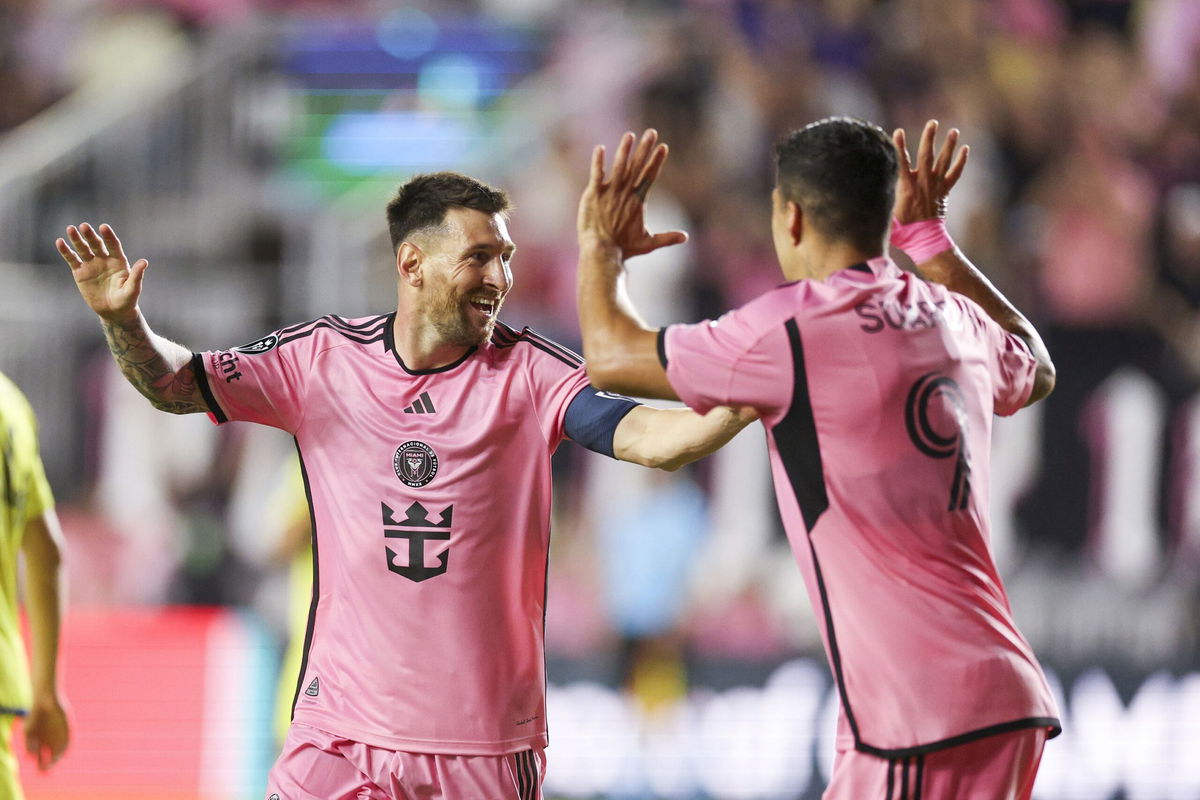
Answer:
[
  {"left": 774, "top": 117, "right": 897, "bottom": 253},
  {"left": 386, "top": 172, "right": 511, "bottom": 251}
]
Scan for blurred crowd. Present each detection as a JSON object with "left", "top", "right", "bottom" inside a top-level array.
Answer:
[{"left": 3, "top": 0, "right": 1200, "bottom": 698}]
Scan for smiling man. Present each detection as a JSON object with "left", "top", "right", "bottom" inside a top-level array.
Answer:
[{"left": 56, "top": 172, "right": 753, "bottom": 800}]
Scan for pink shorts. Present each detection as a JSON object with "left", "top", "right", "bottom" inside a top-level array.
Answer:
[
  {"left": 265, "top": 723, "right": 545, "bottom": 800},
  {"left": 824, "top": 726, "right": 1049, "bottom": 800}
]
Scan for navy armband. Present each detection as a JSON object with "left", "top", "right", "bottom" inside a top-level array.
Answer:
[{"left": 564, "top": 385, "right": 639, "bottom": 458}]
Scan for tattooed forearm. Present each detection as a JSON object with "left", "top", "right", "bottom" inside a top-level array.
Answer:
[{"left": 100, "top": 315, "right": 207, "bottom": 414}]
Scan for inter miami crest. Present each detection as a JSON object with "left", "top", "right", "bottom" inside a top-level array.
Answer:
[
  {"left": 393, "top": 440, "right": 439, "bottom": 487},
  {"left": 233, "top": 333, "right": 279, "bottom": 354}
]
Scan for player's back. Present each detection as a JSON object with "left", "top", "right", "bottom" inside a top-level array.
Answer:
[
  {"left": 780, "top": 262, "right": 1059, "bottom": 754},
  {"left": 663, "top": 257, "right": 1060, "bottom": 755}
]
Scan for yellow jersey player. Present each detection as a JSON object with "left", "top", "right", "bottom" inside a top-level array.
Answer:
[{"left": 0, "top": 372, "right": 69, "bottom": 796}]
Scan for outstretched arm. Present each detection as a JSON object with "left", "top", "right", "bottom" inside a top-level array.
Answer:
[
  {"left": 892, "top": 121, "right": 1056, "bottom": 406},
  {"left": 21, "top": 511, "right": 69, "bottom": 771},
  {"left": 613, "top": 405, "right": 757, "bottom": 471},
  {"left": 56, "top": 223, "right": 206, "bottom": 414},
  {"left": 576, "top": 129, "right": 687, "bottom": 400}
]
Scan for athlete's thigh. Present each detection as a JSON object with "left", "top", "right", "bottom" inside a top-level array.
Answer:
[
  {"left": 391, "top": 748, "right": 546, "bottom": 800},
  {"left": 920, "top": 728, "right": 1048, "bottom": 800},
  {"left": 265, "top": 723, "right": 388, "bottom": 800},
  {"left": 824, "top": 728, "right": 1047, "bottom": 800}
]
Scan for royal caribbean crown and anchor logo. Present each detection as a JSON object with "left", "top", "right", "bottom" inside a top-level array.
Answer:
[
  {"left": 383, "top": 501, "right": 452, "bottom": 582},
  {"left": 393, "top": 440, "right": 439, "bottom": 488}
]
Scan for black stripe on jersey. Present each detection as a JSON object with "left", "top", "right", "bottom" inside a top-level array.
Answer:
[
  {"left": 492, "top": 325, "right": 583, "bottom": 369},
  {"left": 491, "top": 321, "right": 520, "bottom": 344},
  {"left": 857, "top": 716, "right": 1062, "bottom": 759},
  {"left": 191, "top": 353, "right": 228, "bottom": 423},
  {"left": 914, "top": 754, "right": 925, "bottom": 799},
  {"left": 656, "top": 327, "right": 669, "bottom": 368},
  {"left": 289, "top": 441, "right": 321, "bottom": 720},
  {"left": 277, "top": 313, "right": 389, "bottom": 339},
  {"left": 494, "top": 321, "right": 583, "bottom": 367},
  {"left": 900, "top": 757, "right": 910, "bottom": 798},
  {"left": 772, "top": 319, "right": 860, "bottom": 746},
  {"left": 886, "top": 758, "right": 895, "bottom": 800},
  {"left": 772, "top": 319, "right": 828, "bottom": 532},
  {"left": 521, "top": 328, "right": 583, "bottom": 366},
  {"left": 277, "top": 321, "right": 387, "bottom": 349}
]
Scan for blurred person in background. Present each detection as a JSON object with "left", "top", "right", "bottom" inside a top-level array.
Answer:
[
  {"left": 0, "top": 372, "right": 70, "bottom": 794},
  {"left": 576, "top": 120, "right": 1059, "bottom": 798},
  {"left": 54, "top": 171, "right": 753, "bottom": 799}
]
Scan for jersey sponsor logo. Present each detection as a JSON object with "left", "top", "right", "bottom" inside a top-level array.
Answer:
[
  {"left": 383, "top": 501, "right": 452, "bottom": 582},
  {"left": 905, "top": 372, "right": 971, "bottom": 510},
  {"left": 402, "top": 392, "right": 436, "bottom": 414},
  {"left": 215, "top": 351, "right": 242, "bottom": 383},
  {"left": 393, "top": 440, "right": 439, "bottom": 487},
  {"left": 268, "top": 794, "right": 280, "bottom": 800},
  {"left": 233, "top": 333, "right": 279, "bottom": 354},
  {"left": 304, "top": 677, "right": 320, "bottom": 697}
]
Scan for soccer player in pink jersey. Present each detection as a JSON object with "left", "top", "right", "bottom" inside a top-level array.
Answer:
[
  {"left": 576, "top": 120, "right": 1061, "bottom": 799},
  {"left": 55, "top": 173, "right": 754, "bottom": 800}
]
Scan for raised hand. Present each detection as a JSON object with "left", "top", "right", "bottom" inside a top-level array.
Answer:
[
  {"left": 56, "top": 223, "right": 147, "bottom": 322},
  {"left": 892, "top": 120, "right": 969, "bottom": 224},
  {"left": 577, "top": 129, "right": 688, "bottom": 258}
]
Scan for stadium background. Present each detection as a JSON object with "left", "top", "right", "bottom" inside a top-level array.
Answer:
[{"left": 2, "top": 0, "right": 1199, "bottom": 797}]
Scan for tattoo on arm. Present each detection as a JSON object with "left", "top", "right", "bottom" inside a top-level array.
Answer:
[{"left": 101, "top": 317, "right": 207, "bottom": 414}]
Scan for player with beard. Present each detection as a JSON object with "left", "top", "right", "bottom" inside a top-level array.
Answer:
[{"left": 56, "top": 172, "right": 754, "bottom": 800}]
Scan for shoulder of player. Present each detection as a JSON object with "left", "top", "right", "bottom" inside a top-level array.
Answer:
[
  {"left": 487, "top": 321, "right": 584, "bottom": 371},
  {"left": 236, "top": 313, "right": 392, "bottom": 356}
]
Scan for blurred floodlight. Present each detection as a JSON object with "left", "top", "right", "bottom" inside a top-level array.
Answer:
[
  {"left": 320, "top": 111, "right": 479, "bottom": 172},
  {"left": 418, "top": 54, "right": 485, "bottom": 110},
  {"left": 376, "top": 8, "right": 439, "bottom": 61}
]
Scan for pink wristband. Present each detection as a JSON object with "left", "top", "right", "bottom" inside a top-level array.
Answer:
[{"left": 890, "top": 218, "right": 955, "bottom": 263}]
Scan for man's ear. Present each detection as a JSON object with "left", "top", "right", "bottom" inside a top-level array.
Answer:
[
  {"left": 397, "top": 242, "right": 424, "bottom": 287},
  {"left": 787, "top": 200, "right": 804, "bottom": 247}
]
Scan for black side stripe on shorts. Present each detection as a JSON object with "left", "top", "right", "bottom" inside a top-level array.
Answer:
[
  {"left": 886, "top": 755, "right": 925, "bottom": 799},
  {"left": 513, "top": 750, "right": 539, "bottom": 800}
]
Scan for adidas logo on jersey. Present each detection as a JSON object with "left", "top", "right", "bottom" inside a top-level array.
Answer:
[
  {"left": 305, "top": 677, "right": 320, "bottom": 697},
  {"left": 403, "top": 392, "right": 436, "bottom": 414}
]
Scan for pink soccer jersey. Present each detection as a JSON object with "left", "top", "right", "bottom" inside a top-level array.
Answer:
[
  {"left": 663, "top": 256, "right": 1060, "bottom": 756},
  {"left": 194, "top": 314, "right": 594, "bottom": 755}
]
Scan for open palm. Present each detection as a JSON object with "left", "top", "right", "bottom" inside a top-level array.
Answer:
[{"left": 55, "top": 223, "right": 147, "bottom": 321}]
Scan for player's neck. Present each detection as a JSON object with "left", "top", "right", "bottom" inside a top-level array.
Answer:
[
  {"left": 390, "top": 312, "right": 472, "bottom": 371},
  {"left": 793, "top": 237, "right": 883, "bottom": 282}
]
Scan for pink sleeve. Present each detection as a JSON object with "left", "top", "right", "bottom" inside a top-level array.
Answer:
[
  {"left": 517, "top": 329, "right": 593, "bottom": 444},
  {"left": 663, "top": 299, "right": 791, "bottom": 418},
  {"left": 973, "top": 303, "right": 1038, "bottom": 416},
  {"left": 194, "top": 330, "right": 310, "bottom": 432}
]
